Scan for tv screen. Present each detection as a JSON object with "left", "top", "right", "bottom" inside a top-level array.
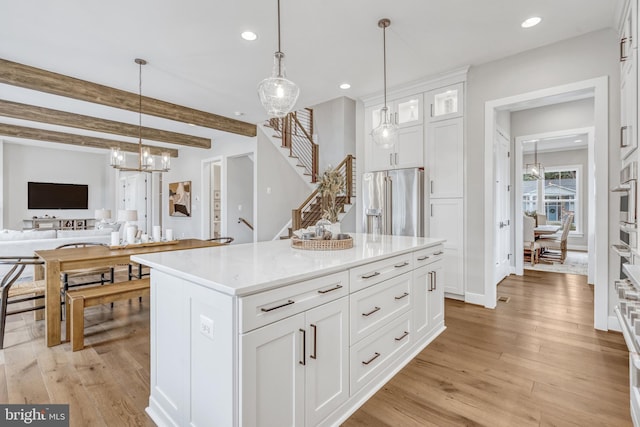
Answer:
[{"left": 28, "top": 182, "right": 88, "bottom": 210}]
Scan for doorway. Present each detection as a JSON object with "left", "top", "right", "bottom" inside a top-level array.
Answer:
[{"left": 484, "top": 77, "right": 608, "bottom": 330}]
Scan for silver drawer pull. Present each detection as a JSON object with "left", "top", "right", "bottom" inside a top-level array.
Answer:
[
  {"left": 362, "top": 352, "right": 381, "bottom": 365},
  {"left": 362, "top": 306, "right": 381, "bottom": 317},
  {"left": 433, "top": 251, "right": 444, "bottom": 256},
  {"left": 261, "top": 299, "right": 295, "bottom": 312},
  {"left": 317, "top": 284, "right": 343, "bottom": 294},
  {"left": 394, "top": 331, "right": 409, "bottom": 341},
  {"left": 394, "top": 262, "right": 409, "bottom": 268},
  {"left": 361, "top": 271, "right": 380, "bottom": 279},
  {"left": 417, "top": 255, "right": 429, "bottom": 261},
  {"left": 394, "top": 292, "right": 409, "bottom": 300}
]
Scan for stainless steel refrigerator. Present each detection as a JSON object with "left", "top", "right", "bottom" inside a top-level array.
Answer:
[{"left": 362, "top": 168, "right": 424, "bottom": 237}]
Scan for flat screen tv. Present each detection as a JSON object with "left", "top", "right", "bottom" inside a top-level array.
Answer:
[{"left": 28, "top": 182, "right": 88, "bottom": 210}]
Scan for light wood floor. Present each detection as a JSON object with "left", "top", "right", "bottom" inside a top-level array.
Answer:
[{"left": 0, "top": 270, "right": 631, "bottom": 426}]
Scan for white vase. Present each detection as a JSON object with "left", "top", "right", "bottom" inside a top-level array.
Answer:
[{"left": 329, "top": 222, "right": 341, "bottom": 236}]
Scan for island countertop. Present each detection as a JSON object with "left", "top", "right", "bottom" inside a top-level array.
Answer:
[{"left": 131, "top": 233, "right": 445, "bottom": 296}]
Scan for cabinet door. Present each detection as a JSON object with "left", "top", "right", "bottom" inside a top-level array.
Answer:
[
  {"left": 412, "top": 265, "right": 431, "bottom": 340},
  {"left": 429, "top": 262, "right": 445, "bottom": 328},
  {"left": 427, "top": 117, "right": 463, "bottom": 198},
  {"left": 426, "top": 83, "right": 464, "bottom": 121},
  {"left": 429, "top": 199, "right": 464, "bottom": 296},
  {"left": 394, "top": 94, "right": 423, "bottom": 128},
  {"left": 241, "top": 313, "right": 305, "bottom": 427},
  {"left": 305, "top": 298, "right": 349, "bottom": 426},
  {"left": 621, "top": 46, "right": 638, "bottom": 160},
  {"left": 395, "top": 125, "right": 424, "bottom": 169}
]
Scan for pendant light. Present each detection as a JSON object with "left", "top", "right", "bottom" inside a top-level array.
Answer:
[
  {"left": 257, "top": 0, "right": 300, "bottom": 118},
  {"left": 525, "top": 140, "right": 544, "bottom": 180},
  {"left": 371, "top": 18, "right": 398, "bottom": 149},
  {"left": 110, "top": 58, "right": 171, "bottom": 173}
]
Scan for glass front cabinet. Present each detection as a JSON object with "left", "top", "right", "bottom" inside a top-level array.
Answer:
[{"left": 426, "top": 82, "right": 464, "bottom": 122}]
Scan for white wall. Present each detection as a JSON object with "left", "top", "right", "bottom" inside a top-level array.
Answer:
[
  {"left": 465, "top": 29, "right": 619, "bottom": 296},
  {"left": 2, "top": 142, "right": 115, "bottom": 230},
  {"left": 511, "top": 98, "right": 594, "bottom": 136},
  {"left": 255, "top": 127, "right": 312, "bottom": 241},
  {"left": 226, "top": 155, "right": 254, "bottom": 243},
  {"left": 311, "top": 97, "right": 357, "bottom": 173}
]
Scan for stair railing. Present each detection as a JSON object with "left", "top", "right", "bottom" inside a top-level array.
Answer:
[
  {"left": 292, "top": 154, "right": 355, "bottom": 232},
  {"left": 270, "top": 108, "right": 318, "bottom": 183}
]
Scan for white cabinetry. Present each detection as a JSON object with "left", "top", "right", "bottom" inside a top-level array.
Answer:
[
  {"left": 620, "top": 0, "right": 638, "bottom": 161},
  {"left": 426, "top": 82, "right": 464, "bottom": 122},
  {"left": 427, "top": 117, "right": 464, "bottom": 198},
  {"left": 429, "top": 199, "right": 464, "bottom": 295},
  {"left": 365, "top": 94, "right": 424, "bottom": 172},
  {"left": 241, "top": 297, "right": 349, "bottom": 427},
  {"left": 412, "top": 247, "right": 444, "bottom": 340}
]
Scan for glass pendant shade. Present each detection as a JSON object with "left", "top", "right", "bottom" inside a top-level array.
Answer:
[
  {"left": 110, "top": 147, "right": 124, "bottom": 167},
  {"left": 371, "top": 107, "right": 398, "bottom": 149},
  {"left": 524, "top": 140, "right": 544, "bottom": 179},
  {"left": 258, "top": 52, "right": 300, "bottom": 118}
]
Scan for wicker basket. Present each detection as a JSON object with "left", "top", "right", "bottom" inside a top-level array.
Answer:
[{"left": 291, "top": 236, "right": 353, "bottom": 251}]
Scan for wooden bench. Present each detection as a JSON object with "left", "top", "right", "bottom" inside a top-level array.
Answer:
[{"left": 65, "top": 278, "right": 150, "bottom": 351}]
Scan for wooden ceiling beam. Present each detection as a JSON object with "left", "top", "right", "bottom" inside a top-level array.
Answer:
[
  {"left": 0, "top": 99, "right": 210, "bottom": 149},
  {"left": 0, "top": 123, "right": 179, "bottom": 157},
  {"left": 0, "top": 58, "right": 257, "bottom": 137}
]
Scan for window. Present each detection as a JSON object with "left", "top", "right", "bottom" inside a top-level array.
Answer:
[{"left": 522, "top": 165, "right": 581, "bottom": 234}]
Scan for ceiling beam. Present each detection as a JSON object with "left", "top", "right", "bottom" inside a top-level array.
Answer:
[
  {"left": 0, "top": 123, "right": 179, "bottom": 157},
  {"left": 0, "top": 58, "right": 257, "bottom": 137},
  {"left": 0, "top": 99, "right": 211, "bottom": 149}
]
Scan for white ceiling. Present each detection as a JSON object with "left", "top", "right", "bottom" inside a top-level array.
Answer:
[{"left": 0, "top": 0, "right": 623, "bottom": 148}]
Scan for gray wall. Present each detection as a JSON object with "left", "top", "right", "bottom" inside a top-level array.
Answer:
[
  {"left": 2, "top": 142, "right": 114, "bottom": 230},
  {"left": 226, "top": 155, "right": 254, "bottom": 244},
  {"left": 255, "top": 127, "right": 312, "bottom": 241},
  {"left": 311, "top": 96, "right": 356, "bottom": 173},
  {"left": 465, "top": 28, "right": 619, "bottom": 297},
  {"left": 511, "top": 98, "right": 594, "bottom": 136}
]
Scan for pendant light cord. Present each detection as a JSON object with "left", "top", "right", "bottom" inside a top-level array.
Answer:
[
  {"left": 277, "top": 0, "right": 282, "bottom": 76},
  {"left": 383, "top": 23, "right": 387, "bottom": 108}
]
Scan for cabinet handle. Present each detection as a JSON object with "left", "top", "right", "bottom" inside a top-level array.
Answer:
[
  {"left": 390, "top": 153, "right": 393, "bottom": 166},
  {"left": 310, "top": 324, "right": 317, "bottom": 360},
  {"left": 299, "top": 328, "right": 306, "bottom": 366},
  {"left": 621, "top": 126, "right": 629, "bottom": 148},
  {"left": 394, "top": 292, "right": 409, "bottom": 300},
  {"left": 433, "top": 271, "right": 437, "bottom": 290},
  {"left": 417, "top": 255, "right": 429, "bottom": 261},
  {"left": 433, "top": 251, "right": 444, "bottom": 256},
  {"left": 261, "top": 299, "right": 294, "bottom": 312},
  {"left": 395, "top": 153, "right": 399, "bottom": 165},
  {"left": 394, "top": 261, "right": 409, "bottom": 268},
  {"left": 317, "top": 284, "right": 343, "bottom": 294},
  {"left": 430, "top": 180, "right": 434, "bottom": 194},
  {"left": 395, "top": 331, "right": 409, "bottom": 341},
  {"left": 362, "top": 352, "right": 381, "bottom": 365},
  {"left": 361, "top": 271, "right": 380, "bottom": 279},
  {"left": 428, "top": 271, "right": 433, "bottom": 291},
  {"left": 430, "top": 103, "right": 434, "bottom": 117},
  {"left": 362, "top": 306, "right": 381, "bottom": 317},
  {"left": 621, "top": 37, "right": 629, "bottom": 62}
]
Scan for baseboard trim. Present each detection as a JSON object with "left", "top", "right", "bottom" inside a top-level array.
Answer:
[
  {"left": 608, "top": 315, "right": 621, "bottom": 332},
  {"left": 445, "top": 292, "right": 464, "bottom": 301},
  {"left": 464, "top": 292, "right": 485, "bottom": 306}
]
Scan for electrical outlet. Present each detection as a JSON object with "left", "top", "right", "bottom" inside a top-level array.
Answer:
[{"left": 199, "top": 315, "right": 214, "bottom": 339}]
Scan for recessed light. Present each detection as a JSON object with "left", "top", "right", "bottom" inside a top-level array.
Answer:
[
  {"left": 521, "top": 17, "right": 541, "bottom": 28},
  {"left": 234, "top": 111, "right": 245, "bottom": 116},
  {"left": 241, "top": 31, "right": 257, "bottom": 41},
  {"left": 339, "top": 83, "right": 351, "bottom": 90}
]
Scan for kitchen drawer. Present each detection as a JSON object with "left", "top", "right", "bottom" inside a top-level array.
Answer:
[
  {"left": 350, "top": 311, "right": 412, "bottom": 395},
  {"left": 239, "top": 271, "right": 348, "bottom": 333},
  {"left": 413, "top": 244, "right": 444, "bottom": 267},
  {"left": 350, "top": 272, "right": 411, "bottom": 344},
  {"left": 349, "top": 253, "right": 413, "bottom": 293}
]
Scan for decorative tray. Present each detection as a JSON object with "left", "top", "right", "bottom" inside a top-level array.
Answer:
[
  {"left": 109, "top": 240, "right": 179, "bottom": 250},
  {"left": 291, "top": 236, "right": 353, "bottom": 251}
]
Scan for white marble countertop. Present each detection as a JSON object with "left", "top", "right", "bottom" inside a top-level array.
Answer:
[{"left": 132, "top": 233, "right": 444, "bottom": 296}]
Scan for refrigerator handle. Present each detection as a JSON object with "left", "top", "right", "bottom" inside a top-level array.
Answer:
[{"left": 385, "top": 176, "right": 393, "bottom": 234}]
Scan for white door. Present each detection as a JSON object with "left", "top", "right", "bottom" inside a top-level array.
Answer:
[
  {"left": 427, "top": 118, "right": 463, "bottom": 198},
  {"left": 305, "top": 297, "right": 349, "bottom": 426},
  {"left": 412, "top": 265, "right": 432, "bottom": 339},
  {"left": 429, "top": 199, "right": 464, "bottom": 295},
  {"left": 494, "top": 129, "right": 511, "bottom": 284},
  {"left": 241, "top": 313, "right": 305, "bottom": 427},
  {"left": 395, "top": 125, "right": 424, "bottom": 169},
  {"left": 429, "top": 262, "right": 444, "bottom": 328}
]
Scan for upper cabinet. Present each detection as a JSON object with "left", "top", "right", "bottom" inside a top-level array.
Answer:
[
  {"left": 620, "top": 0, "right": 637, "bottom": 74},
  {"left": 426, "top": 83, "right": 464, "bottom": 122},
  {"left": 370, "top": 94, "right": 424, "bottom": 130}
]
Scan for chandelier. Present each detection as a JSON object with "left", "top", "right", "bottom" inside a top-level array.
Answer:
[
  {"left": 257, "top": 0, "right": 300, "bottom": 118},
  {"left": 524, "top": 139, "right": 544, "bottom": 180},
  {"left": 371, "top": 18, "right": 398, "bottom": 149},
  {"left": 110, "top": 58, "right": 170, "bottom": 173}
]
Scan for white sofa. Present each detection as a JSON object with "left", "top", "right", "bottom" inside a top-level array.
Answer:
[{"left": 0, "top": 228, "right": 113, "bottom": 278}]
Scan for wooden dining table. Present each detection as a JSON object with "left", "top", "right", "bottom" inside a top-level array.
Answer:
[
  {"left": 34, "top": 238, "right": 221, "bottom": 347},
  {"left": 534, "top": 224, "right": 561, "bottom": 237}
]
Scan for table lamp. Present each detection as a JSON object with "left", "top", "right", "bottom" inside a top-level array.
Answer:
[
  {"left": 95, "top": 209, "right": 112, "bottom": 229},
  {"left": 118, "top": 209, "right": 138, "bottom": 243}
]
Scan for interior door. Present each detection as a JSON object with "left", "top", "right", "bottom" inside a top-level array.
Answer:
[{"left": 494, "top": 129, "right": 511, "bottom": 284}]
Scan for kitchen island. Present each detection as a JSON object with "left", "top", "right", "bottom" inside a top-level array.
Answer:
[{"left": 133, "top": 233, "right": 445, "bottom": 427}]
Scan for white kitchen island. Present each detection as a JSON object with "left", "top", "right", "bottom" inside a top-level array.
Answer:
[{"left": 132, "top": 233, "right": 446, "bottom": 427}]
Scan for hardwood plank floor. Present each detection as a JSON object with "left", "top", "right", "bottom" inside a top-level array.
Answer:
[
  {"left": 344, "top": 270, "right": 632, "bottom": 426},
  {"left": 0, "top": 270, "right": 631, "bottom": 426}
]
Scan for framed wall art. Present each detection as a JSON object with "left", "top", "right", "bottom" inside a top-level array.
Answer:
[{"left": 169, "top": 181, "right": 191, "bottom": 217}]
